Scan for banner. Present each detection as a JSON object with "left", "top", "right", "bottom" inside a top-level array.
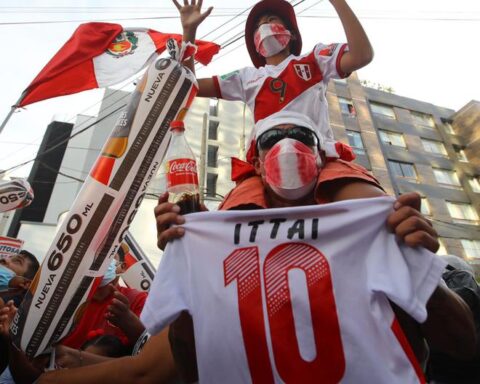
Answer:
[
  {"left": 120, "top": 232, "right": 156, "bottom": 292},
  {"left": 0, "top": 179, "right": 34, "bottom": 213},
  {"left": 0, "top": 236, "right": 24, "bottom": 260},
  {"left": 11, "top": 56, "right": 198, "bottom": 357}
]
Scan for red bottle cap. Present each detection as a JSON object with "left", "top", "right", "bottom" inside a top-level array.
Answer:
[{"left": 170, "top": 120, "right": 185, "bottom": 131}]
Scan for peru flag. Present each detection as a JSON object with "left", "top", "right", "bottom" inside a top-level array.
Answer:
[{"left": 18, "top": 22, "right": 220, "bottom": 107}]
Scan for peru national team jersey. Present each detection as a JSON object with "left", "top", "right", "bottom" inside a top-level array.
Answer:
[
  {"left": 141, "top": 197, "right": 445, "bottom": 384},
  {"left": 214, "top": 42, "right": 349, "bottom": 142}
]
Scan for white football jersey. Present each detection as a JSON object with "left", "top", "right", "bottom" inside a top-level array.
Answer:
[
  {"left": 141, "top": 197, "right": 445, "bottom": 384},
  {"left": 214, "top": 42, "right": 348, "bottom": 143}
]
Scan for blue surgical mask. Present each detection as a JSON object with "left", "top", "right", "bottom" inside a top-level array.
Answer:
[
  {"left": 100, "top": 260, "right": 117, "bottom": 287},
  {"left": 0, "top": 265, "right": 16, "bottom": 291}
]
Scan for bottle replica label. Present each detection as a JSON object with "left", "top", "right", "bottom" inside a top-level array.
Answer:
[{"left": 167, "top": 158, "right": 199, "bottom": 188}]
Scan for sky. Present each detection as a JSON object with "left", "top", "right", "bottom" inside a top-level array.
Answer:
[{"left": 0, "top": 0, "right": 479, "bottom": 179}]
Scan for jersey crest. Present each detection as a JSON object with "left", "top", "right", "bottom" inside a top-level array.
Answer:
[{"left": 293, "top": 64, "right": 312, "bottom": 81}]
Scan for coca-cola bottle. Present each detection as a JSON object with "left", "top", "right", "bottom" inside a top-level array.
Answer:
[{"left": 165, "top": 120, "right": 201, "bottom": 214}]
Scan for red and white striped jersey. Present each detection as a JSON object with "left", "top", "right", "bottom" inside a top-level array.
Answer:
[
  {"left": 141, "top": 197, "right": 445, "bottom": 384},
  {"left": 214, "top": 42, "right": 349, "bottom": 143}
]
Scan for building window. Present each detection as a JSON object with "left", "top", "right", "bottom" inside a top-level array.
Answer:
[
  {"left": 433, "top": 169, "right": 461, "bottom": 187},
  {"left": 208, "top": 120, "right": 219, "bottom": 141},
  {"left": 207, "top": 145, "right": 218, "bottom": 168},
  {"left": 379, "top": 130, "right": 406, "bottom": 147},
  {"left": 411, "top": 111, "right": 435, "bottom": 128},
  {"left": 346, "top": 131, "right": 365, "bottom": 155},
  {"left": 469, "top": 177, "right": 480, "bottom": 193},
  {"left": 370, "top": 102, "right": 396, "bottom": 119},
  {"left": 461, "top": 239, "right": 480, "bottom": 259},
  {"left": 206, "top": 173, "right": 218, "bottom": 197},
  {"left": 389, "top": 161, "right": 417, "bottom": 179},
  {"left": 456, "top": 149, "right": 468, "bottom": 162},
  {"left": 421, "top": 139, "right": 447, "bottom": 156},
  {"left": 421, "top": 197, "right": 431, "bottom": 216},
  {"left": 338, "top": 97, "right": 357, "bottom": 117},
  {"left": 446, "top": 202, "right": 479, "bottom": 223},
  {"left": 442, "top": 119, "right": 455, "bottom": 134},
  {"left": 436, "top": 239, "right": 448, "bottom": 255},
  {"left": 209, "top": 99, "right": 218, "bottom": 116}
]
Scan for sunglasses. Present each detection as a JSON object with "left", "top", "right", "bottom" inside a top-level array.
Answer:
[{"left": 256, "top": 126, "right": 319, "bottom": 152}]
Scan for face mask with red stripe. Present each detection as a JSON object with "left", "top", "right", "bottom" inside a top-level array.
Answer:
[
  {"left": 263, "top": 138, "right": 321, "bottom": 200},
  {"left": 254, "top": 23, "right": 291, "bottom": 58}
]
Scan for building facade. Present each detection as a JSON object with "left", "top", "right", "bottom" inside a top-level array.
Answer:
[{"left": 327, "top": 74, "right": 480, "bottom": 268}]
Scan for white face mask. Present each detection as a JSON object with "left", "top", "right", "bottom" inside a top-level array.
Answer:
[
  {"left": 254, "top": 23, "right": 291, "bottom": 58},
  {"left": 262, "top": 138, "right": 321, "bottom": 200}
]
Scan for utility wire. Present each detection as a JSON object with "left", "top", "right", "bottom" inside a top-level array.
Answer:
[
  {"left": 0, "top": 86, "right": 133, "bottom": 163},
  {"left": 0, "top": 14, "right": 244, "bottom": 26},
  {"left": 2, "top": 12, "right": 476, "bottom": 27},
  {"left": 39, "top": 161, "right": 85, "bottom": 183},
  {"left": 198, "top": 4, "right": 254, "bottom": 39},
  {"left": 198, "top": 0, "right": 307, "bottom": 70},
  {"left": 1, "top": 0, "right": 253, "bottom": 172},
  {"left": 0, "top": 102, "right": 126, "bottom": 176},
  {"left": 2, "top": 0, "right": 304, "bottom": 174},
  {"left": 0, "top": 7, "right": 249, "bottom": 13}
]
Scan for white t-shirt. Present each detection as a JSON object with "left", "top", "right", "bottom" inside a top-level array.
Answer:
[
  {"left": 214, "top": 42, "right": 349, "bottom": 144},
  {"left": 141, "top": 197, "right": 445, "bottom": 384}
]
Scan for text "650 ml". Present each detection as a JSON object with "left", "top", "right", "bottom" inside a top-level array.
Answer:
[{"left": 47, "top": 214, "right": 83, "bottom": 271}]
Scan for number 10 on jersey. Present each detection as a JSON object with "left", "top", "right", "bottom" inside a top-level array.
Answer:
[{"left": 224, "top": 243, "right": 346, "bottom": 383}]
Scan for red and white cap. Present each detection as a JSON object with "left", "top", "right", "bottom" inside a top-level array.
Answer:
[{"left": 245, "top": 110, "right": 355, "bottom": 163}]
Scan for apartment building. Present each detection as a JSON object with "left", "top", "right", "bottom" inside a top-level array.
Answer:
[{"left": 327, "top": 74, "right": 480, "bottom": 267}]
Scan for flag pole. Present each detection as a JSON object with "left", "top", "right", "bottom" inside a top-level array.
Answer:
[{"left": 0, "top": 93, "right": 26, "bottom": 135}]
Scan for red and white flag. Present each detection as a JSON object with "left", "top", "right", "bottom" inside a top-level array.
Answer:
[{"left": 18, "top": 22, "right": 220, "bottom": 107}]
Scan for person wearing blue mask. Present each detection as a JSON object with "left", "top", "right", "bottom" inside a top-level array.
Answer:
[
  {"left": 0, "top": 250, "right": 39, "bottom": 306},
  {"left": 0, "top": 251, "right": 39, "bottom": 287},
  {"left": 60, "top": 258, "right": 147, "bottom": 350},
  {"left": 0, "top": 265, "right": 15, "bottom": 292},
  {"left": 0, "top": 250, "right": 39, "bottom": 379},
  {"left": 3, "top": 257, "right": 149, "bottom": 384}
]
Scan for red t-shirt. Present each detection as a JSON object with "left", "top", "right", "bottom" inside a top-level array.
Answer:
[{"left": 61, "top": 285, "right": 147, "bottom": 349}]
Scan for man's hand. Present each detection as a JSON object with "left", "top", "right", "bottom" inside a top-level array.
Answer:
[
  {"left": 173, "top": 0, "right": 213, "bottom": 34},
  {"left": 387, "top": 192, "right": 439, "bottom": 252},
  {"left": 154, "top": 192, "right": 208, "bottom": 251},
  {"left": 54, "top": 345, "right": 83, "bottom": 369},
  {"left": 0, "top": 300, "right": 16, "bottom": 340},
  {"left": 155, "top": 192, "right": 187, "bottom": 251},
  {"left": 8, "top": 276, "right": 31, "bottom": 290},
  {"left": 106, "top": 290, "right": 145, "bottom": 343}
]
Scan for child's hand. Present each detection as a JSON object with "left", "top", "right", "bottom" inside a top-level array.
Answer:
[{"left": 173, "top": 0, "right": 213, "bottom": 32}]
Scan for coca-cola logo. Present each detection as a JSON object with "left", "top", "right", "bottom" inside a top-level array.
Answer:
[{"left": 168, "top": 159, "right": 197, "bottom": 174}]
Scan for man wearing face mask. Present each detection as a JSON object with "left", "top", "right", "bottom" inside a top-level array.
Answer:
[
  {"left": 154, "top": 111, "right": 474, "bottom": 382},
  {"left": 221, "top": 111, "right": 366, "bottom": 208},
  {"left": 2, "top": 259, "right": 148, "bottom": 384},
  {"left": 0, "top": 250, "right": 39, "bottom": 306},
  {"left": 60, "top": 259, "right": 147, "bottom": 349}
]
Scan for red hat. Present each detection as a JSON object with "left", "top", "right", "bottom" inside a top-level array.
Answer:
[{"left": 245, "top": 0, "right": 303, "bottom": 68}]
